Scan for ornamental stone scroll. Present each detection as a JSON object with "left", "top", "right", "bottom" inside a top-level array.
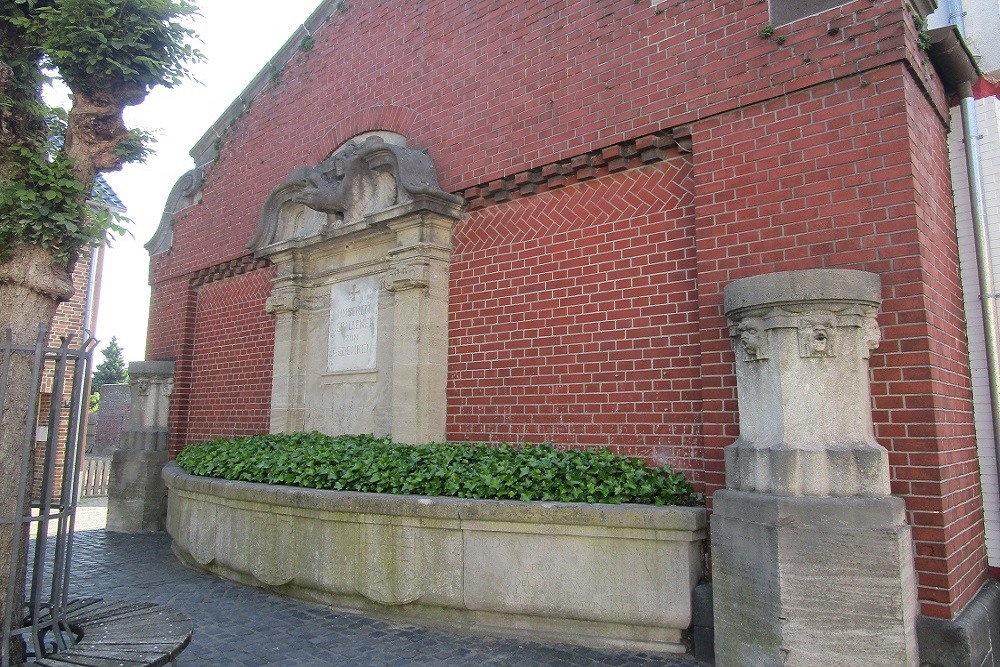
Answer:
[{"left": 722, "top": 269, "right": 889, "bottom": 497}]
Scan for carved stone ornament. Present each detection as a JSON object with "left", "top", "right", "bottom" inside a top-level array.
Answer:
[
  {"left": 146, "top": 167, "right": 204, "bottom": 256},
  {"left": 722, "top": 269, "right": 889, "bottom": 498},
  {"left": 265, "top": 292, "right": 300, "bottom": 315},
  {"left": 248, "top": 135, "right": 465, "bottom": 254},
  {"left": 797, "top": 315, "right": 836, "bottom": 358},
  {"left": 733, "top": 317, "right": 768, "bottom": 361},
  {"left": 382, "top": 263, "right": 431, "bottom": 292}
]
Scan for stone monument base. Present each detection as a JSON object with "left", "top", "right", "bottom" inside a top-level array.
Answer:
[
  {"left": 106, "top": 449, "right": 169, "bottom": 533},
  {"left": 711, "top": 489, "right": 919, "bottom": 666}
]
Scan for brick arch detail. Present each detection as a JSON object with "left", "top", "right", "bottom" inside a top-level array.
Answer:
[{"left": 312, "top": 105, "right": 419, "bottom": 163}]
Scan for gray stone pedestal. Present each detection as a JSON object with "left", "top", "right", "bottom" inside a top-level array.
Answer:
[
  {"left": 106, "top": 361, "right": 174, "bottom": 533},
  {"left": 712, "top": 270, "right": 919, "bottom": 666},
  {"left": 107, "top": 449, "right": 170, "bottom": 532},
  {"left": 712, "top": 491, "right": 918, "bottom": 666}
]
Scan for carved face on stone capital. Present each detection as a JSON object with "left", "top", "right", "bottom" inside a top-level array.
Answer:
[
  {"left": 797, "top": 317, "right": 836, "bottom": 358},
  {"left": 736, "top": 318, "right": 767, "bottom": 361},
  {"left": 862, "top": 317, "right": 881, "bottom": 358}
]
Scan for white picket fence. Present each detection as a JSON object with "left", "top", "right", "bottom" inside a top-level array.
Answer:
[{"left": 79, "top": 455, "right": 112, "bottom": 498}]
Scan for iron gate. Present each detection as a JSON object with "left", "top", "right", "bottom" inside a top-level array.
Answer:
[{"left": 0, "top": 326, "right": 96, "bottom": 666}]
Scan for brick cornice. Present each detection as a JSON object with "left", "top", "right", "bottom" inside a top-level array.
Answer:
[
  {"left": 458, "top": 129, "right": 685, "bottom": 211},
  {"left": 190, "top": 255, "right": 270, "bottom": 288}
]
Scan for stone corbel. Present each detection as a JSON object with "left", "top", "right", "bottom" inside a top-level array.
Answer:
[
  {"left": 383, "top": 264, "right": 431, "bottom": 292},
  {"left": 266, "top": 291, "right": 301, "bottom": 315}
]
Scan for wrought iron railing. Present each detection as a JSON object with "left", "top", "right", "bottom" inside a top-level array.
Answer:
[{"left": 0, "top": 327, "right": 96, "bottom": 667}]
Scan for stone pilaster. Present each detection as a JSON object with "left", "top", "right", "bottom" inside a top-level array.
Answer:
[
  {"left": 106, "top": 360, "right": 174, "bottom": 533},
  {"left": 712, "top": 269, "right": 919, "bottom": 666}
]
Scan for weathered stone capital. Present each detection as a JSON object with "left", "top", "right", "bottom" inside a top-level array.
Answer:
[
  {"left": 382, "top": 264, "right": 430, "bottom": 292},
  {"left": 128, "top": 360, "right": 175, "bottom": 378},
  {"left": 266, "top": 292, "right": 300, "bottom": 314},
  {"left": 125, "top": 360, "right": 175, "bottom": 447},
  {"left": 722, "top": 269, "right": 889, "bottom": 497}
]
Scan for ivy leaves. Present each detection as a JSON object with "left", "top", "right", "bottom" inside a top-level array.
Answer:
[
  {"left": 0, "top": 141, "right": 84, "bottom": 262},
  {"left": 0, "top": 0, "right": 199, "bottom": 262},
  {"left": 0, "top": 137, "right": 126, "bottom": 263},
  {"left": 175, "top": 433, "right": 704, "bottom": 507}
]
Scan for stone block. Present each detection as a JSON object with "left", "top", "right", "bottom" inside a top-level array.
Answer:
[
  {"left": 164, "top": 463, "right": 706, "bottom": 652},
  {"left": 917, "top": 579, "right": 1000, "bottom": 667},
  {"left": 106, "top": 449, "right": 169, "bottom": 533},
  {"left": 712, "top": 490, "right": 919, "bottom": 666},
  {"left": 691, "top": 582, "right": 715, "bottom": 665}
]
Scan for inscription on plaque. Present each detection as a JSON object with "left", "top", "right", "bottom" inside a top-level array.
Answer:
[{"left": 328, "top": 276, "right": 378, "bottom": 372}]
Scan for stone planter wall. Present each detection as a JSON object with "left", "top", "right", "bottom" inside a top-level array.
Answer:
[{"left": 163, "top": 463, "right": 706, "bottom": 652}]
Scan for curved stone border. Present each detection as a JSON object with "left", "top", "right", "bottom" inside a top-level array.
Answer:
[{"left": 163, "top": 463, "right": 706, "bottom": 652}]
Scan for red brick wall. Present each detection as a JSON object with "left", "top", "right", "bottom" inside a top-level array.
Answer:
[
  {"left": 689, "top": 63, "right": 984, "bottom": 617},
  {"left": 181, "top": 264, "right": 275, "bottom": 447},
  {"left": 449, "top": 158, "right": 702, "bottom": 479},
  {"left": 145, "top": 0, "right": 990, "bottom": 619},
  {"left": 148, "top": 0, "right": 926, "bottom": 285}
]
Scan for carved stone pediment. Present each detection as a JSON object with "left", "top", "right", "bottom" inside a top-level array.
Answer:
[{"left": 249, "top": 135, "right": 465, "bottom": 254}]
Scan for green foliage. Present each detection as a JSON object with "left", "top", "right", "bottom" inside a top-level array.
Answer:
[
  {"left": 91, "top": 335, "right": 129, "bottom": 393},
  {"left": 115, "top": 127, "right": 156, "bottom": 163},
  {"left": 0, "top": 140, "right": 86, "bottom": 263},
  {"left": 0, "top": 0, "right": 199, "bottom": 262},
  {"left": 176, "top": 433, "right": 703, "bottom": 507},
  {"left": 89, "top": 391, "right": 100, "bottom": 413},
  {"left": 10, "top": 0, "right": 201, "bottom": 91}
]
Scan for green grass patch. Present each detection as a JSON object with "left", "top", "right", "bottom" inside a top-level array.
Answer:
[{"left": 175, "top": 432, "right": 702, "bottom": 506}]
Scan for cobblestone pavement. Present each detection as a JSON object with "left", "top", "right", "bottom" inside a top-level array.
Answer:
[{"left": 59, "top": 500, "right": 701, "bottom": 666}]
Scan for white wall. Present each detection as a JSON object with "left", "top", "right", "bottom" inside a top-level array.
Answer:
[{"left": 953, "top": 95, "right": 1000, "bottom": 566}]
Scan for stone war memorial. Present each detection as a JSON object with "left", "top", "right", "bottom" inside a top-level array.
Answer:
[{"left": 113, "top": 0, "right": 1000, "bottom": 664}]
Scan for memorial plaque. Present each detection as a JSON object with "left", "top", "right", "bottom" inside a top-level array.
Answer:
[{"left": 328, "top": 276, "right": 379, "bottom": 372}]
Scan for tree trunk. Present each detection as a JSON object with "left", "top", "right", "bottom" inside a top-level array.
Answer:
[
  {"left": 0, "top": 245, "right": 73, "bottom": 664},
  {"left": 65, "top": 84, "right": 147, "bottom": 188}
]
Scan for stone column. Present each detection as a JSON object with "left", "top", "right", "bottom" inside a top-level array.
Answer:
[
  {"left": 712, "top": 269, "right": 919, "bottom": 666},
  {"left": 106, "top": 360, "right": 174, "bottom": 533}
]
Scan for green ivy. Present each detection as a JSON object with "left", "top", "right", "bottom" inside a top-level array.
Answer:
[
  {"left": 0, "top": 137, "right": 127, "bottom": 263},
  {"left": 176, "top": 433, "right": 703, "bottom": 507},
  {"left": 0, "top": 141, "right": 85, "bottom": 262}
]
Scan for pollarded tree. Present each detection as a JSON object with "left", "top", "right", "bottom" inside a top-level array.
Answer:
[{"left": 0, "top": 2, "right": 199, "bottom": 661}]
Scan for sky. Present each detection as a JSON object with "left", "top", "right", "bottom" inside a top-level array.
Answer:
[{"left": 91, "top": 0, "right": 322, "bottom": 363}]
